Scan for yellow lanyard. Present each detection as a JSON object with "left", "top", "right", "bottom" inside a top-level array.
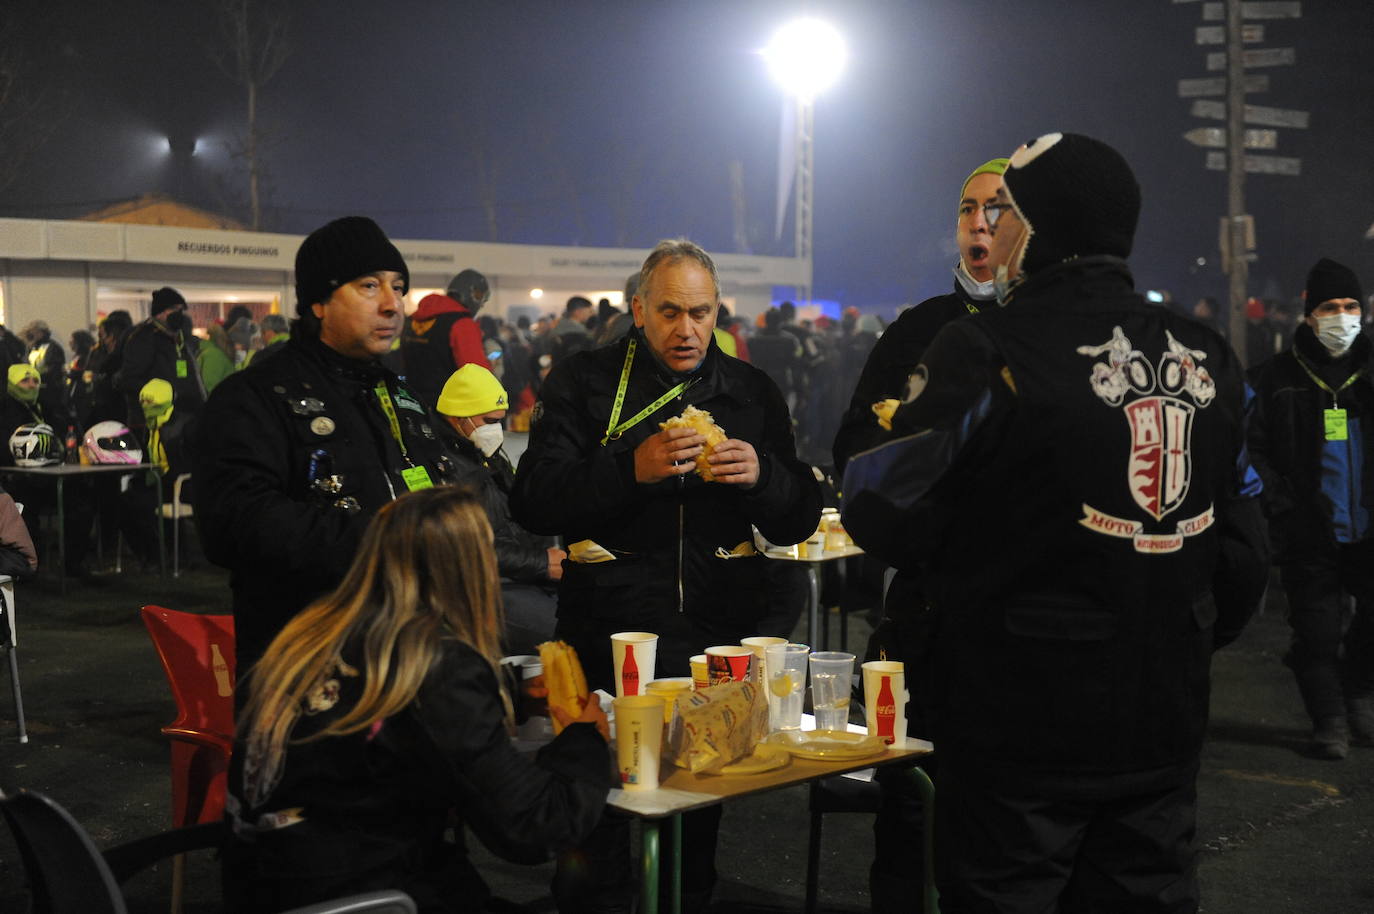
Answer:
[
  {"left": 600, "top": 337, "right": 692, "bottom": 446},
  {"left": 1293, "top": 350, "right": 1363, "bottom": 409},
  {"left": 373, "top": 382, "right": 412, "bottom": 464}
]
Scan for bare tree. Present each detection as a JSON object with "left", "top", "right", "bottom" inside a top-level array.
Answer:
[
  {"left": 0, "top": 30, "right": 63, "bottom": 198},
  {"left": 210, "top": 0, "right": 290, "bottom": 231}
]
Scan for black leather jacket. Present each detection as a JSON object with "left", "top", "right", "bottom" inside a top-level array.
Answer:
[
  {"left": 510, "top": 331, "right": 821, "bottom": 681},
  {"left": 194, "top": 335, "right": 469, "bottom": 668},
  {"left": 844, "top": 258, "right": 1269, "bottom": 784}
]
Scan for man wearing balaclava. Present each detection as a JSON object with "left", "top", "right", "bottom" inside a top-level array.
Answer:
[
  {"left": 0, "top": 362, "right": 95, "bottom": 574},
  {"left": 1249, "top": 257, "right": 1374, "bottom": 762},
  {"left": 114, "top": 286, "right": 206, "bottom": 430},
  {"left": 843, "top": 133, "right": 1269, "bottom": 912}
]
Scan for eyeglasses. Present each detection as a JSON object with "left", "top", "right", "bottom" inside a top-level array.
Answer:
[{"left": 982, "top": 202, "right": 1016, "bottom": 230}]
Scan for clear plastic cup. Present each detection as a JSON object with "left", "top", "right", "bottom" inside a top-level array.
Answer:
[
  {"left": 765, "top": 643, "right": 810, "bottom": 731},
  {"left": 808, "top": 651, "right": 855, "bottom": 731}
]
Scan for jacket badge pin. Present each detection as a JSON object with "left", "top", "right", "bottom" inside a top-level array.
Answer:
[{"left": 310, "top": 416, "right": 336, "bottom": 436}]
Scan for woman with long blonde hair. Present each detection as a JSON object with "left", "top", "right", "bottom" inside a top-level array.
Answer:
[{"left": 224, "top": 486, "right": 609, "bottom": 913}]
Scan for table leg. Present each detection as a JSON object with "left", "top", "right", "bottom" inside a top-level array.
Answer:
[
  {"left": 56, "top": 477, "right": 66, "bottom": 596},
  {"left": 807, "top": 563, "right": 822, "bottom": 650},
  {"left": 670, "top": 813, "right": 682, "bottom": 914},
  {"left": 640, "top": 814, "right": 682, "bottom": 914},
  {"left": 906, "top": 765, "right": 940, "bottom": 914},
  {"left": 641, "top": 817, "right": 660, "bottom": 914},
  {"left": 155, "top": 473, "right": 166, "bottom": 576}
]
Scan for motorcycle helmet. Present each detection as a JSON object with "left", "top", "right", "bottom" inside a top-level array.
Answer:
[
  {"left": 83, "top": 421, "right": 143, "bottom": 465},
  {"left": 10, "top": 423, "right": 63, "bottom": 467}
]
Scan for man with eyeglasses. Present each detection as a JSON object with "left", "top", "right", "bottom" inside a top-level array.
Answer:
[
  {"left": 843, "top": 133, "right": 1268, "bottom": 912},
  {"left": 833, "top": 157, "right": 1009, "bottom": 474},
  {"left": 1248, "top": 257, "right": 1374, "bottom": 760},
  {"left": 831, "top": 156, "right": 1007, "bottom": 911}
]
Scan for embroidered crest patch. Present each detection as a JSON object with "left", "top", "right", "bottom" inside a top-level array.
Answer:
[{"left": 1075, "top": 327, "right": 1217, "bottom": 553}]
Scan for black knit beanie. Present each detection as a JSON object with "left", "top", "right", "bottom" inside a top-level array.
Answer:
[
  {"left": 294, "top": 216, "right": 409, "bottom": 315},
  {"left": 1304, "top": 258, "right": 1363, "bottom": 315},
  {"left": 1003, "top": 132, "right": 1141, "bottom": 275},
  {"left": 150, "top": 287, "right": 186, "bottom": 317}
]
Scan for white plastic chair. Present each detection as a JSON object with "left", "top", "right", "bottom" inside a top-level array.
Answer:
[
  {"left": 1, "top": 573, "right": 24, "bottom": 743},
  {"left": 159, "top": 474, "right": 193, "bottom": 577}
]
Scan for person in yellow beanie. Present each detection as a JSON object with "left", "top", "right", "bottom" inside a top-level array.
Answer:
[
  {"left": 437, "top": 362, "right": 511, "bottom": 472},
  {"left": 139, "top": 378, "right": 192, "bottom": 485},
  {"left": 436, "top": 362, "right": 562, "bottom": 654}
]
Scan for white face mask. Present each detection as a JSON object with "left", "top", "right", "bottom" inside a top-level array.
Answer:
[
  {"left": 1314, "top": 313, "right": 1363, "bottom": 356},
  {"left": 469, "top": 421, "right": 504, "bottom": 457},
  {"left": 994, "top": 264, "right": 1017, "bottom": 305},
  {"left": 954, "top": 263, "right": 996, "bottom": 301}
]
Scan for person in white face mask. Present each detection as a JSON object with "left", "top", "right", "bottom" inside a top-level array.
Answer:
[
  {"left": 437, "top": 362, "right": 564, "bottom": 653},
  {"left": 1248, "top": 256, "right": 1374, "bottom": 761}
]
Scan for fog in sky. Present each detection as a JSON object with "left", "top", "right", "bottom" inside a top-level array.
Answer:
[{"left": 3, "top": 0, "right": 1370, "bottom": 312}]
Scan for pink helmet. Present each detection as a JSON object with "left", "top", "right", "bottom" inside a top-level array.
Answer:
[{"left": 83, "top": 421, "right": 143, "bottom": 465}]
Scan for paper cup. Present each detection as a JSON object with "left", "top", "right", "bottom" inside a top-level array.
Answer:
[
  {"left": 645, "top": 677, "right": 694, "bottom": 723},
  {"left": 741, "top": 636, "right": 787, "bottom": 689},
  {"left": 500, "top": 654, "right": 543, "bottom": 680},
  {"left": 861, "top": 660, "right": 907, "bottom": 748},
  {"left": 689, "top": 654, "right": 709, "bottom": 691},
  {"left": 610, "top": 631, "right": 658, "bottom": 698},
  {"left": 613, "top": 695, "right": 665, "bottom": 791},
  {"left": 705, "top": 645, "right": 754, "bottom": 685}
]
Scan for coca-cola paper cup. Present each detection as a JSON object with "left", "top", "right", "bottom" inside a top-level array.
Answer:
[
  {"left": 610, "top": 631, "right": 658, "bottom": 698},
  {"left": 861, "top": 660, "right": 907, "bottom": 748},
  {"left": 705, "top": 645, "right": 753, "bottom": 685}
]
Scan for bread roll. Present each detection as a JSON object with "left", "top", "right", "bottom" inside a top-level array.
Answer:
[{"left": 659, "top": 405, "right": 728, "bottom": 480}]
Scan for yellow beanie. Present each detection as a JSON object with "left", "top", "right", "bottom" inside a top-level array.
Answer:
[
  {"left": 959, "top": 157, "right": 1011, "bottom": 201},
  {"left": 7, "top": 364, "right": 38, "bottom": 387},
  {"left": 437, "top": 363, "right": 509, "bottom": 417},
  {"left": 139, "top": 378, "right": 173, "bottom": 408}
]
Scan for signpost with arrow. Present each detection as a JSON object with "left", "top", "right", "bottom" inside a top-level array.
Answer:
[{"left": 1173, "top": 0, "right": 1306, "bottom": 366}]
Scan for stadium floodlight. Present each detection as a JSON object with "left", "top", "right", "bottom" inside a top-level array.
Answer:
[{"left": 762, "top": 18, "right": 847, "bottom": 102}]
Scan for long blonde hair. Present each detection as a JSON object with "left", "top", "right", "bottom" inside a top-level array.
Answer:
[{"left": 238, "top": 486, "right": 504, "bottom": 806}]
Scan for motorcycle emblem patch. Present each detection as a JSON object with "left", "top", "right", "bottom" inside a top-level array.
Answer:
[{"left": 1075, "top": 327, "right": 1217, "bottom": 553}]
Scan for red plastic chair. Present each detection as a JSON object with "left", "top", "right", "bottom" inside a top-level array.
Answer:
[
  {"left": 140, "top": 605, "right": 236, "bottom": 828},
  {"left": 141, "top": 605, "right": 235, "bottom": 914}
]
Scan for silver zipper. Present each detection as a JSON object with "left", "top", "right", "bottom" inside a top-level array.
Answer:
[{"left": 677, "top": 502, "right": 685, "bottom": 613}]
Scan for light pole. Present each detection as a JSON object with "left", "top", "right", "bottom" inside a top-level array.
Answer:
[{"left": 763, "top": 18, "right": 846, "bottom": 308}]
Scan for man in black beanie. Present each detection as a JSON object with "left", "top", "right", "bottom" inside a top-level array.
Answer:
[
  {"left": 194, "top": 216, "right": 468, "bottom": 670},
  {"left": 843, "top": 132, "right": 1269, "bottom": 912},
  {"left": 115, "top": 285, "right": 205, "bottom": 430},
  {"left": 399, "top": 266, "right": 492, "bottom": 410},
  {"left": 1249, "top": 256, "right": 1374, "bottom": 760}
]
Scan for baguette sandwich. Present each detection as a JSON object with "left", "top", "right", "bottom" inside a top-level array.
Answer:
[{"left": 537, "top": 640, "right": 591, "bottom": 734}]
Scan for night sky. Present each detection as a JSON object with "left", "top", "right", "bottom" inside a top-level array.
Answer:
[{"left": 3, "top": 0, "right": 1371, "bottom": 313}]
